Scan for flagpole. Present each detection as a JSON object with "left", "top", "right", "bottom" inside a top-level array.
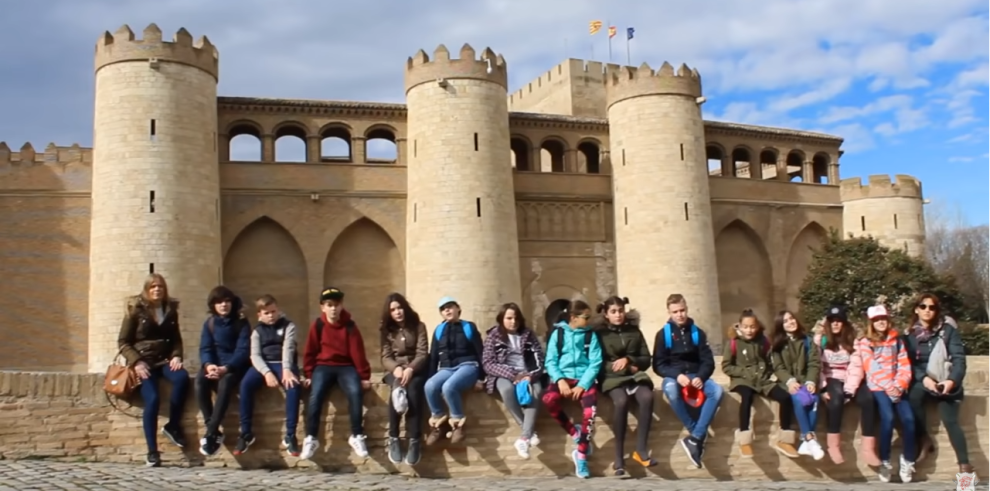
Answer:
[
  {"left": 606, "top": 19, "right": 612, "bottom": 62},
  {"left": 626, "top": 36, "right": 631, "bottom": 65}
]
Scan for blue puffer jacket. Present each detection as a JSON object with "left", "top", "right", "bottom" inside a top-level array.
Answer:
[
  {"left": 545, "top": 321, "right": 603, "bottom": 390},
  {"left": 199, "top": 296, "right": 251, "bottom": 372}
]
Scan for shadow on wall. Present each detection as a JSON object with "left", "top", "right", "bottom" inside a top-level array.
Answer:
[{"left": 0, "top": 145, "right": 90, "bottom": 372}]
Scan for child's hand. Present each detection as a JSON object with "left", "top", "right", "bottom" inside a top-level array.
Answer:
[
  {"left": 361, "top": 380, "right": 372, "bottom": 391},
  {"left": 787, "top": 380, "right": 801, "bottom": 394},
  {"left": 805, "top": 382, "right": 816, "bottom": 394},
  {"left": 282, "top": 371, "right": 299, "bottom": 389},
  {"left": 264, "top": 372, "right": 279, "bottom": 388},
  {"left": 557, "top": 379, "right": 572, "bottom": 398},
  {"left": 301, "top": 377, "right": 312, "bottom": 389},
  {"left": 570, "top": 386, "right": 585, "bottom": 401}
]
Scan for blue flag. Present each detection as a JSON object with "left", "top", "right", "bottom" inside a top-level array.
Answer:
[{"left": 627, "top": 27, "right": 635, "bottom": 40}]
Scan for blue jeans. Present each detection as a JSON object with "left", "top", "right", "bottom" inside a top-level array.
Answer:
[
  {"left": 305, "top": 365, "right": 364, "bottom": 437},
  {"left": 661, "top": 374, "right": 724, "bottom": 441},
  {"left": 239, "top": 363, "right": 301, "bottom": 437},
  {"left": 791, "top": 392, "right": 819, "bottom": 439},
  {"left": 425, "top": 363, "right": 480, "bottom": 419},
  {"left": 138, "top": 364, "right": 190, "bottom": 453},
  {"left": 874, "top": 390, "right": 916, "bottom": 462}
]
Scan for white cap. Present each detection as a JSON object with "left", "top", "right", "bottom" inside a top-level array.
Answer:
[{"left": 867, "top": 305, "right": 889, "bottom": 319}]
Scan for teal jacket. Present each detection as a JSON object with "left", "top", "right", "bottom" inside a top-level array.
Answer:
[{"left": 545, "top": 321, "right": 603, "bottom": 390}]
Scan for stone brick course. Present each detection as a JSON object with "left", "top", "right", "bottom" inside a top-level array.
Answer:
[{"left": 1, "top": 357, "right": 985, "bottom": 481}]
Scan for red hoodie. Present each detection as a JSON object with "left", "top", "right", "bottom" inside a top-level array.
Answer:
[{"left": 302, "top": 309, "right": 371, "bottom": 380}]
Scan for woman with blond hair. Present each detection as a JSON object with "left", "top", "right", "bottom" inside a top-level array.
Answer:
[{"left": 117, "top": 273, "right": 190, "bottom": 467}]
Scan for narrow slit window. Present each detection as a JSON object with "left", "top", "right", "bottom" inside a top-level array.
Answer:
[
  {"left": 413, "top": 203, "right": 417, "bottom": 223},
  {"left": 623, "top": 207, "right": 628, "bottom": 225},
  {"left": 861, "top": 216, "right": 866, "bottom": 231},
  {"left": 893, "top": 214, "right": 898, "bottom": 229},
  {"left": 149, "top": 263, "right": 155, "bottom": 274},
  {"left": 683, "top": 203, "right": 689, "bottom": 221},
  {"left": 680, "top": 144, "right": 684, "bottom": 161},
  {"left": 622, "top": 148, "right": 626, "bottom": 166},
  {"left": 150, "top": 119, "right": 156, "bottom": 140},
  {"left": 413, "top": 140, "right": 417, "bottom": 158},
  {"left": 476, "top": 197, "right": 481, "bottom": 217},
  {"left": 149, "top": 190, "right": 156, "bottom": 213},
  {"left": 473, "top": 133, "right": 479, "bottom": 151}
]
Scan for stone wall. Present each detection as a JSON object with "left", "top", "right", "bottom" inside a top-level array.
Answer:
[{"left": 1, "top": 356, "right": 985, "bottom": 481}]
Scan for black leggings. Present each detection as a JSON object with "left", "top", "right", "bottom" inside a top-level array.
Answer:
[
  {"left": 907, "top": 382, "right": 969, "bottom": 465},
  {"left": 822, "top": 378, "right": 845, "bottom": 433},
  {"left": 607, "top": 384, "right": 654, "bottom": 463},
  {"left": 732, "top": 385, "right": 792, "bottom": 431},
  {"left": 384, "top": 372, "right": 427, "bottom": 439}
]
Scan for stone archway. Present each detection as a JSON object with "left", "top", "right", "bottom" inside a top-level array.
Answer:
[
  {"left": 223, "top": 217, "right": 309, "bottom": 331},
  {"left": 715, "top": 220, "right": 773, "bottom": 331},
  {"left": 785, "top": 222, "right": 828, "bottom": 312},
  {"left": 324, "top": 218, "right": 404, "bottom": 372}
]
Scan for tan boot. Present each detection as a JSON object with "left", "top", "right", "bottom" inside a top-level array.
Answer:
[
  {"left": 826, "top": 433, "right": 844, "bottom": 464},
  {"left": 859, "top": 436, "right": 881, "bottom": 466},
  {"left": 774, "top": 429, "right": 799, "bottom": 458},
  {"left": 737, "top": 429, "right": 754, "bottom": 459},
  {"left": 448, "top": 417, "right": 466, "bottom": 444},
  {"left": 425, "top": 415, "right": 448, "bottom": 446}
]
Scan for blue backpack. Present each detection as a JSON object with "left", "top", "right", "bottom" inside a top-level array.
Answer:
[
  {"left": 662, "top": 323, "right": 699, "bottom": 349},
  {"left": 434, "top": 320, "right": 475, "bottom": 342}
]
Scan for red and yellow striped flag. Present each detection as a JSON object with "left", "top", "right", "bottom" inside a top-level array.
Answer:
[
  {"left": 608, "top": 26, "right": 617, "bottom": 38},
  {"left": 589, "top": 20, "right": 602, "bottom": 35}
]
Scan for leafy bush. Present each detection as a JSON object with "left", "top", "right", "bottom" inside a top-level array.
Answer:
[
  {"left": 958, "top": 323, "right": 989, "bottom": 355},
  {"left": 798, "top": 229, "right": 964, "bottom": 328}
]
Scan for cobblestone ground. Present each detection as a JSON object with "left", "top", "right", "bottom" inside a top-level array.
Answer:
[{"left": 0, "top": 460, "right": 982, "bottom": 491}]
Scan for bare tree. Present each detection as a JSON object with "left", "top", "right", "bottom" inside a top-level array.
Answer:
[{"left": 925, "top": 201, "right": 989, "bottom": 317}]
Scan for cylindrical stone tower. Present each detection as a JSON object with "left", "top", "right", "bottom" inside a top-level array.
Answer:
[
  {"left": 404, "top": 44, "right": 522, "bottom": 331},
  {"left": 88, "top": 24, "right": 222, "bottom": 372},
  {"left": 605, "top": 62, "right": 723, "bottom": 350},
  {"left": 840, "top": 174, "right": 926, "bottom": 257}
]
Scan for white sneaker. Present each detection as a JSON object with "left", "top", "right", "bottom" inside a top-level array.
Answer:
[
  {"left": 513, "top": 438, "right": 531, "bottom": 459},
  {"left": 807, "top": 439, "right": 825, "bottom": 460},
  {"left": 878, "top": 460, "right": 892, "bottom": 482},
  {"left": 348, "top": 434, "right": 369, "bottom": 458},
  {"left": 797, "top": 440, "right": 811, "bottom": 457},
  {"left": 300, "top": 435, "right": 318, "bottom": 460},
  {"left": 529, "top": 433, "right": 541, "bottom": 447},
  {"left": 899, "top": 455, "right": 915, "bottom": 483}
]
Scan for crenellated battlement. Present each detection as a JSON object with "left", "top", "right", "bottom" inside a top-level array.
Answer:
[
  {"left": 0, "top": 142, "right": 91, "bottom": 168},
  {"left": 94, "top": 23, "right": 219, "bottom": 80},
  {"left": 404, "top": 44, "right": 507, "bottom": 94},
  {"left": 507, "top": 58, "right": 622, "bottom": 108},
  {"left": 839, "top": 174, "right": 923, "bottom": 201},
  {"left": 605, "top": 61, "right": 702, "bottom": 109}
]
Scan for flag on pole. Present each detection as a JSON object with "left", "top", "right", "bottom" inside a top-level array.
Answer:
[
  {"left": 608, "top": 26, "right": 617, "bottom": 38},
  {"left": 627, "top": 27, "right": 635, "bottom": 40},
  {"left": 589, "top": 20, "right": 602, "bottom": 35}
]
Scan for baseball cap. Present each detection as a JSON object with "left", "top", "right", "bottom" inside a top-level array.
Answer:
[
  {"left": 437, "top": 296, "right": 458, "bottom": 310},
  {"left": 319, "top": 287, "right": 344, "bottom": 303},
  {"left": 681, "top": 385, "right": 706, "bottom": 408},
  {"left": 391, "top": 386, "right": 408, "bottom": 415},
  {"left": 825, "top": 305, "right": 847, "bottom": 321},
  {"left": 867, "top": 305, "right": 889, "bottom": 320}
]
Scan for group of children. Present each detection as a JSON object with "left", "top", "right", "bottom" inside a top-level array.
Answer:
[
  {"left": 722, "top": 298, "right": 972, "bottom": 483},
  {"left": 119, "top": 273, "right": 973, "bottom": 483}
]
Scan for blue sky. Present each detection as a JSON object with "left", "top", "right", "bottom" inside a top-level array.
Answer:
[{"left": 1, "top": 0, "right": 986, "bottom": 225}]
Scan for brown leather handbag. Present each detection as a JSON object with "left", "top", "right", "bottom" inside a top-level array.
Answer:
[{"left": 104, "top": 348, "right": 139, "bottom": 398}]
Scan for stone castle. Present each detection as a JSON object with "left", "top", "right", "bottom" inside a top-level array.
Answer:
[
  {"left": 0, "top": 24, "right": 928, "bottom": 375},
  {"left": 1, "top": 24, "right": 985, "bottom": 483}
]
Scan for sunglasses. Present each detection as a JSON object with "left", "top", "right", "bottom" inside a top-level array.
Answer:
[{"left": 916, "top": 303, "right": 937, "bottom": 311}]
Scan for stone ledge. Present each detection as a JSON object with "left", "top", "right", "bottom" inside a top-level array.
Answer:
[{"left": 0, "top": 358, "right": 986, "bottom": 481}]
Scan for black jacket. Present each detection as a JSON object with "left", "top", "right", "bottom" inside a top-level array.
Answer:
[{"left": 651, "top": 318, "right": 715, "bottom": 381}]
